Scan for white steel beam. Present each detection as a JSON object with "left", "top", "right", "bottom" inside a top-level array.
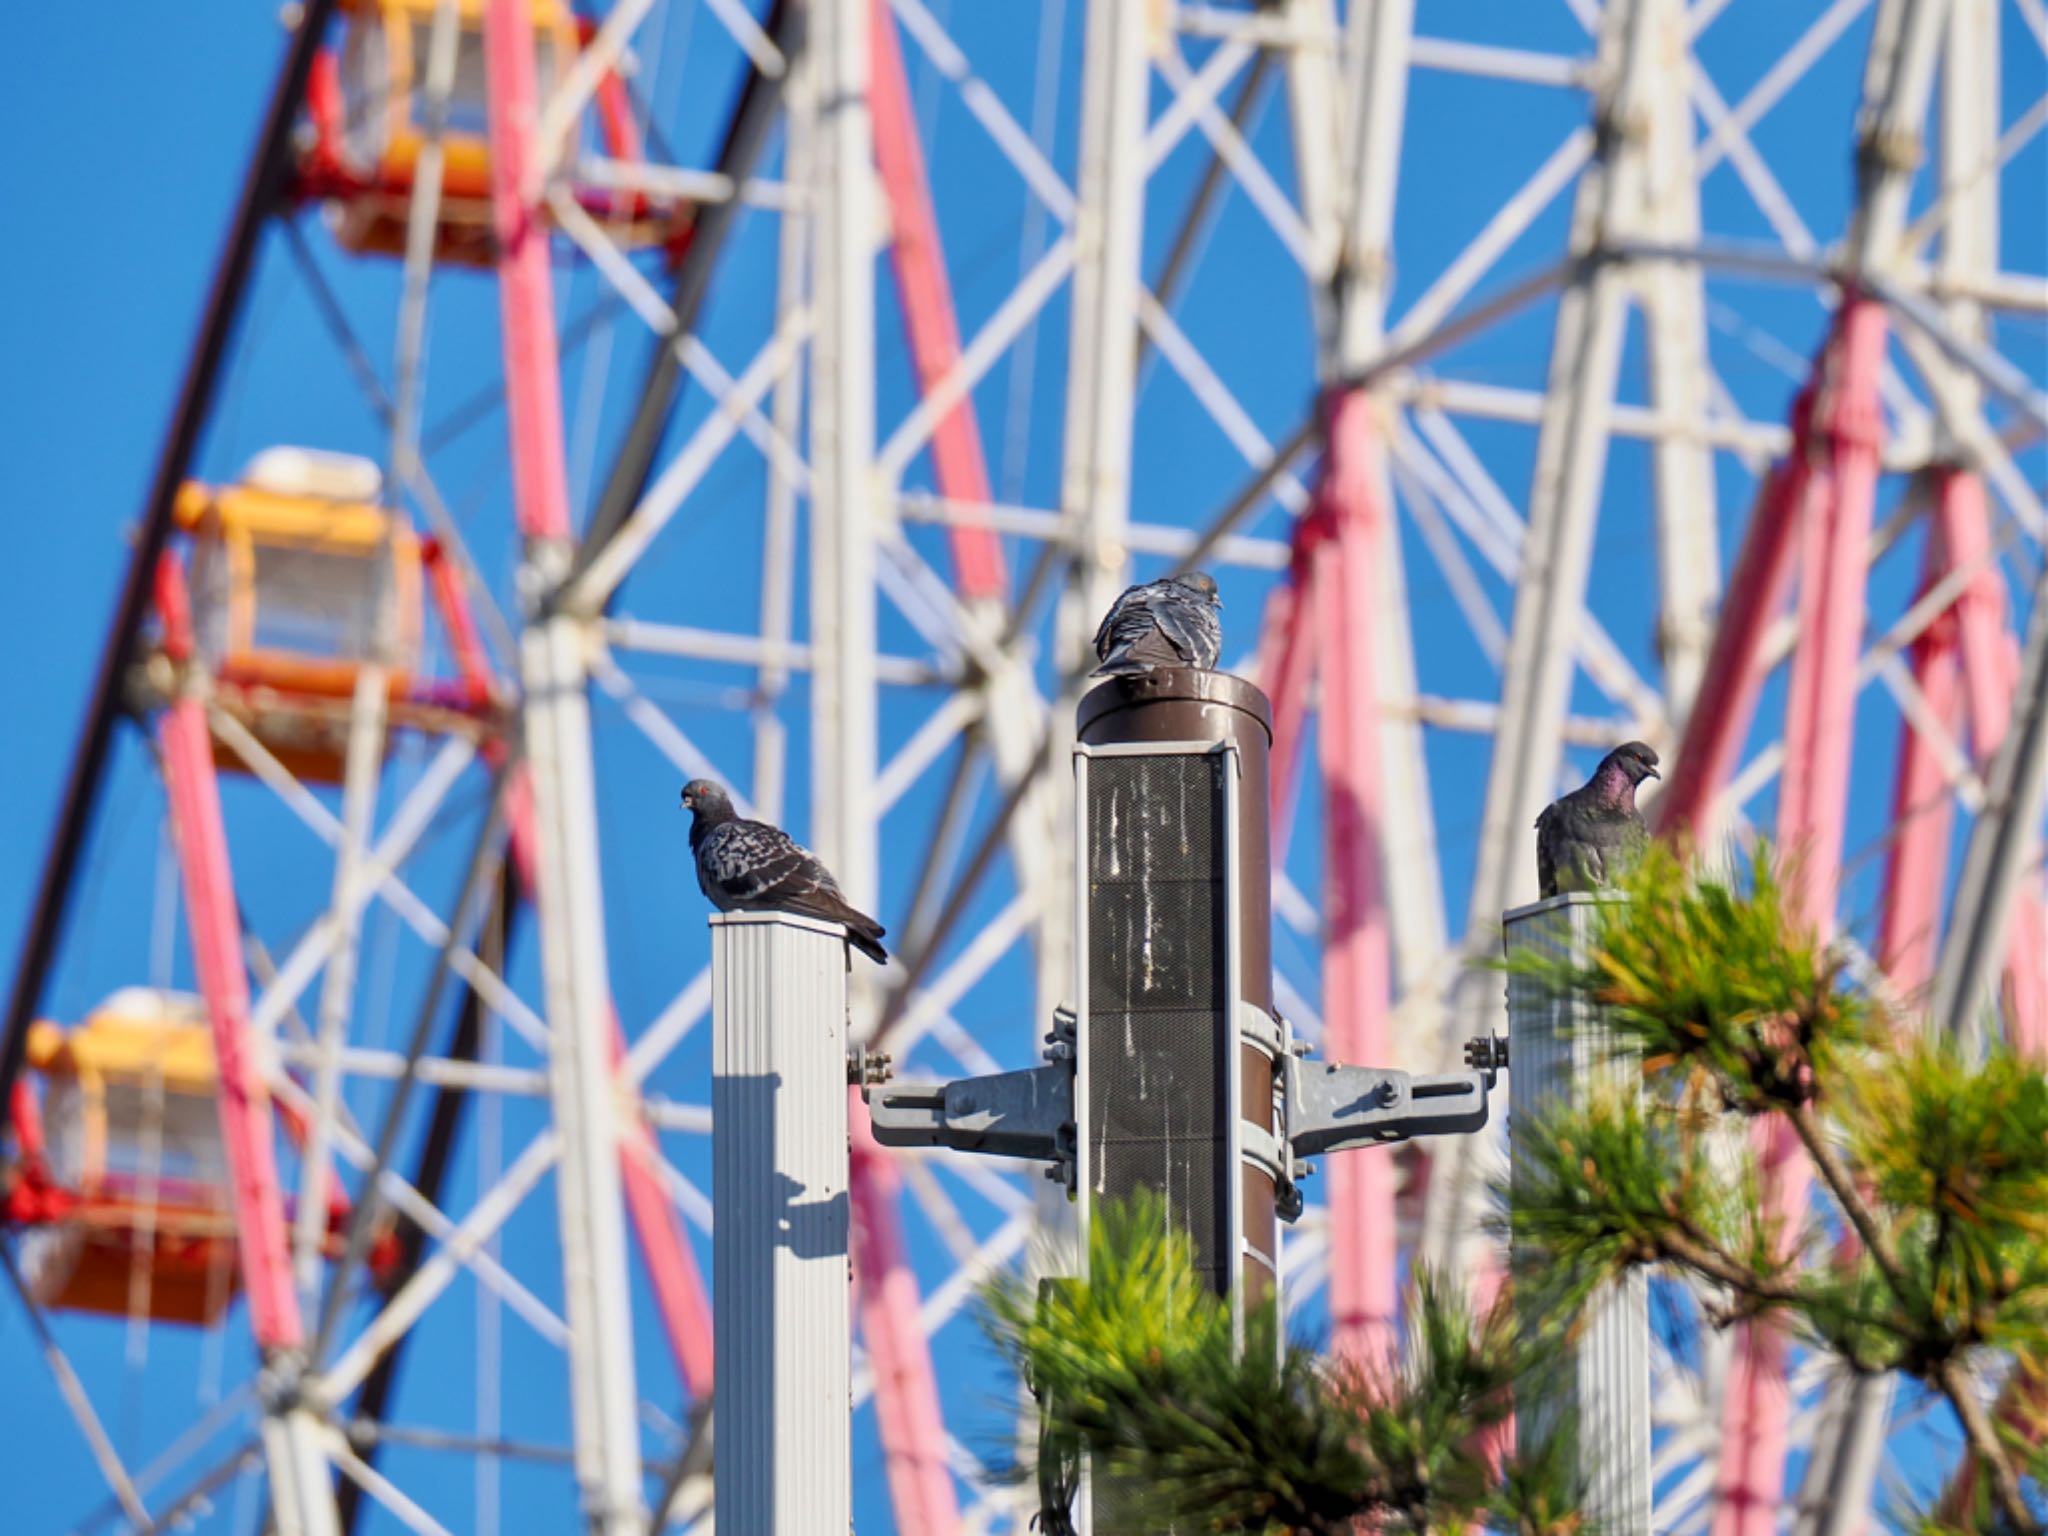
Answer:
[
  {"left": 295, "top": 666, "right": 388, "bottom": 1311},
  {"left": 1336, "top": 0, "right": 1451, "bottom": 1028},
  {"left": 522, "top": 614, "right": 644, "bottom": 1534},
  {"left": 1043, "top": 0, "right": 1150, "bottom": 1023},
  {"left": 1427, "top": 0, "right": 1671, "bottom": 1273},
  {"left": 758, "top": 46, "right": 813, "bottom": 826},
  {"left": 809, "top": 0, "right": 879, "bottom": 932},
  {"left": 1633, "top": 0, "right": 1720, "bottom": 720}
]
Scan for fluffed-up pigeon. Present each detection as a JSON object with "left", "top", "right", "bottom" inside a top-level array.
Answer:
[
  {"left": 1535, "top": 741, "right": 1661, "bottom": 898},
  {"left": 681, "top": 779, "right": 889, "bottom": 964},
  {"left": 1091, "top": 572, "right": 1224, "bottom": 676}
]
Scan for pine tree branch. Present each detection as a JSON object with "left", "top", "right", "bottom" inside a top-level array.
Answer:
[
  {"left": 1934, "top": 1357, "right": 2042, "bottom": 1535},
  {"left": 1788, "top": 1107, "right": 2038, "bottom": 1531},
  {"left": 1786, "top": 1101, "right": 1909, "bottom": 1299},
  {"left": 1657, "top": 1228, "right": 1803, "bottom": 1307}
]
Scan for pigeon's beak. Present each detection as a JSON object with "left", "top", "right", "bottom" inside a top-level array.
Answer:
[{"left": 1644, "top": 765, "right": 1661, "bottom": 781}]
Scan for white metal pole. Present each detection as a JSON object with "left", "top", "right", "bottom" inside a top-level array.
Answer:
[
  {"left": 710, "top": 911, "right": 853, "bottom": 1535},
  {"left": 1503, "top": 892, "right": 1652, "bottom": 1529},
  {"left": 523, "top": 613, "right": 645, "bottom": 1535}
]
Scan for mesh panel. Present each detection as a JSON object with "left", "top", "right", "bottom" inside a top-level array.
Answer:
[
  {"left": 1085, "top": 752, "right": 1230, "bottom": 1280},
  {"left": 1086, "top": 754, "right": 1232, "bottom": 1533}
]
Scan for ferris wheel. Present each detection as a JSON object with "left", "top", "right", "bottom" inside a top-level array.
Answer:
[{"left": 4, "top": 0, "right": 2044, "bottom": 1531}]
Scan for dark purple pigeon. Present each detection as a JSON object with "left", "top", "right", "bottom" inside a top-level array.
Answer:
[
  {"left": 1091, "top": 572, "right": 1223, "bottom": 676},
  {"left": 681, "top": 780, "right": 889, "bottom": 964},
  {"left": 1535, "top": 741, "right": 1661, "bottom": 898}
]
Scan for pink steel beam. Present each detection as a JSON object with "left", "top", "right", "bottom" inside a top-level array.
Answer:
[
  {"left": 1935, "top": 471, "right": 2048, "bottom": 1051},
  {"left": 1255, "top": 527, "right": 1320, "bottom": 872},
  {"left": 1653, "top": 315, "right": 1852, "bottom": 843},
  {"left": 1309, "top": 389, "right": 1398, "bottom": 1371},
  {"left": 614, "top": 1049, "right": 715, "bottom": 1401},
  {"left": 849, "top": 1092, "right": 961, "bottom": 1534},
  {"left": 1876, "top": 546, "right": 1962, "bottom": 998},
  {"left": 864, "top": 15, "right": 1005, "bottom": 1527},
  {"left": 868, "top": 0, "right": 1006, "bottom": 601},
  {"left": 1653, "top": 455, "right": 1803, "bottom": 842},
  {"left": 153, "top": 553, "right": 305, "bottom": 1353},
  {"left": 421, "top": 540, "right": 493, "bottom": 709},
  {"left": 484, "top": 0, "right": 572, "bottom": 547},
  {"left": 1713, "top": 294, "right": 1888, "bottom": 1536},
  {"left": 1774, "top": 295, "right": 1886, "bottom": 928}
]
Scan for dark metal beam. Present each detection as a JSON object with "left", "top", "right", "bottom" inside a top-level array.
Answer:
[
  {"left": 566, "top": 0, "right": 801, "bottom": 591},
  {"left": 336, "top": 858, "right": 525, "bottom": 1535},
  {"left": 0, "top": 0, "right": 342, "bottom": 1132}
]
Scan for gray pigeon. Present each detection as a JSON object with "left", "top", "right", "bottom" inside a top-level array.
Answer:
[
  {"left": 681, "top": 780, "right": 889, "bottom": 964},
  {"left": 1535, "top": 741, "right": 1661, "bottom": 898},
  {"left": 1091, "top": 572, "right": 1223, "bottom": 676}
]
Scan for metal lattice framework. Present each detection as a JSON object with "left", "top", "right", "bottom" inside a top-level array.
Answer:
[{"left": 4, "top": 0, "right": 2045, "bottom": 1531}]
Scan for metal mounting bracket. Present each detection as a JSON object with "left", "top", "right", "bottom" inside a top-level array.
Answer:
[
  {"left": 864, "top": 1010, "right": 1076, "bottom": 1182},
  {"left": 1283, "top": 1047, "right": 1500, "bottom": 1158}
]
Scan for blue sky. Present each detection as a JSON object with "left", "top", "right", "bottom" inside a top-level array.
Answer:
[{"left": 2, "top": 2, "right": 2044, "bottom": 1531}]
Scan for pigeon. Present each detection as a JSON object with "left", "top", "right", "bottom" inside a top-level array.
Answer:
[
  {"left": 1535, "top": 741, "right": 1661, "bottom": 898},
  {"left": 1091, "top": 572, "right": 1224, "bottom": 676},
  {"left": 680, "top": 779, "right": 889, "bottom": 964}
]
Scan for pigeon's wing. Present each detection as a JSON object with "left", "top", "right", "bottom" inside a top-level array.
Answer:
[
  {"left": 1092, "top": 586, "right": 1143, "bottom": 660},
  {"left": 700, "top": 820, "right": 844, "bottom": 909},
  {"left": 1149, "top": 590, "right": 1218, "bottom": 667},
  {"left": 1616, "top": 810, "right": 1650, "bottom": 876},
  {"left": 1534, "top": 802, "right": 1560, "bottom": 898}
]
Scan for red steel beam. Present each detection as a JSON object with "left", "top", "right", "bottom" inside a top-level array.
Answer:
[
  {"left": 1713, "top": 293, "right": 1888, "bottom": 1536},
  {"left": 849, "top": 1093, "right": 961, "bottom": 1534},
  {"left": 1310, "top": 389, "right": 1398, "bottom": 1370},
  {"left": 868, "top": 0, "right": 1006, "bottom": 601},
  {"left": 154, "top": 553, "right": 305, "bottom": 1353}
]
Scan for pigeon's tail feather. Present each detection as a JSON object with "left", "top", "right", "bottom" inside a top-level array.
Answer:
[
  {"left": 1091, "top": 653, "right": 1151, "bottom": 678},
  {"left": 1092, "top": 629, "right": 1190, "bottom": 677},
  {"left": 845, "top": 923, "right": 890, "bottom": 966},
  {"left": 786, "top": 889, "right": 890, "bottom": 965}
]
